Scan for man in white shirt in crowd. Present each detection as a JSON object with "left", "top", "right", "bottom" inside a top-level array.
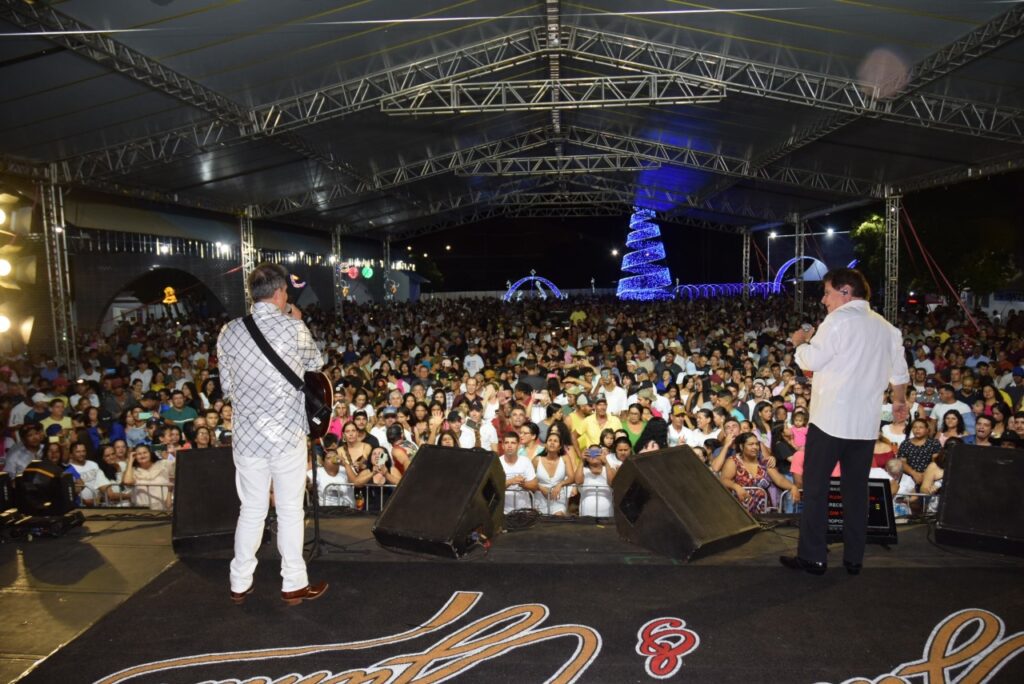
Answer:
[
  {"left": 498, "top": 432, "right": 538, "bottom": 513},
  {"left": 596, "top": 368, "right": 628, "bottom": 416},
  {"left": 370, "top": 407, "right": 399, "bottom": 448},
  {"left": 929, "top": 383, "right": 974, "bottom": 434},
  {"left": 68, "top": 442, "right": 112, "bottom": 506},
  {"left": 130, "top": 359, "right": 154, "bottom": 392},
  {"left": 69, "top": 379, "right": 100, "bottom": 409},
  {"left": 667, "top": 405, "right": 689, "bottom": 447},
  {"left": 782, "top": 268, "right": 909, "bottom": 576},
  {"left": 463, "top": 343, "right": 485, "bottom": 377}
]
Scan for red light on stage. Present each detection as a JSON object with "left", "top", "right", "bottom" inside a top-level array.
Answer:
[{"left": 347, "top": 266, "right": 359, "bottom": 279}]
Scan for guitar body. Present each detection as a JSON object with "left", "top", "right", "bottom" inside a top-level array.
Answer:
[{"left": 303, "top": 371, "right": 335, "bottom": 439}]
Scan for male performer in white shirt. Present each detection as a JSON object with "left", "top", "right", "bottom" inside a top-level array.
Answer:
[
  {"left": 218, "top": 262, "right": 327, "bottom": 606},
  {"left": 781, "top": 268, "right": 909, "bottom": 576}
]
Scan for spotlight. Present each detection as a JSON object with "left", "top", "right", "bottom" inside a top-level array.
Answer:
[
  {"left": 0, "top": 316, "right": 9, "bottom": 333},
  {"left": 0, "top": 208, "right": 6, "bottom": 225},
  {"left": 407, "top": 245, "right": 412, "bottom": 251},
  {"left": 826, "top": 227, "right": 835, "bottom": 235},
  {"left": 0, "top": 259, "right": 9, "bottom": 277},
  {"left": 422, "top": 252, "right": 428, "bottom": 258},
  {"left": 611, "top": 248, "right": 619, "bottom": 257},
  {"left": 445, "top": 245, "right": 451, "bottom": 251},
  {"left": 769, "top": 231, "right": 777, "bottom": 239}
]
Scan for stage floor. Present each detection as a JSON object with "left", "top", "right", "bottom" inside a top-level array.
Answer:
[{"left": 3, "top": 512, "right": 1023, "bottom": 683}]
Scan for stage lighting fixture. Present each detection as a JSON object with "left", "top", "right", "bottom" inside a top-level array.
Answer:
[
  {"left": 15, "top": 460, "right": 77, "bottom": 517},
  {"left": 826, "top": 227, "right": 835, "bottom": 235},
  {"left": 769, "top": 231, "right": 777, "bottom": 238},
  {"left": 0, "top": 208, "right": 6, "bottom": 225},
  {"left": 0, "top": 259, "right": 9, "bottom": 277},
  {"left": 0, "top": 316, "right": 9, "bottom": 333},
  {"left": 361, "top": 265, "right": 374, "bottom": 279}
]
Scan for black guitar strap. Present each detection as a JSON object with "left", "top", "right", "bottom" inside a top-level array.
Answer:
[{"left": 241, "top": 315, "right": 305, "bottom": 392}]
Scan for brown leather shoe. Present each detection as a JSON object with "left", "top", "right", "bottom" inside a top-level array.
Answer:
[
  {"left": 281, "top": 581, "right": 328, "bottom": 606},
  {"left": 230, "top": 583, "right": 254, "bottom": 605}
]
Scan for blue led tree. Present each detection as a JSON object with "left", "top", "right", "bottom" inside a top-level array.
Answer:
[{"left": 617, "top": 207, "right": 674, "bottom": 300}]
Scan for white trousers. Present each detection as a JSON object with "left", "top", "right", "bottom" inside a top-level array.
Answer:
[{"left": 229, "top": 434, "right": 308, "bottom": 593}]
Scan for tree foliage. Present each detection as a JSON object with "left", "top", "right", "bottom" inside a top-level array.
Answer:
[{"left": 851, "top": 209, "right": 1018, "bottom": 297}]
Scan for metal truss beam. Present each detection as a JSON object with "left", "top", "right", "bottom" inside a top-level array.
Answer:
[
  {"left": 741, "top": 230, "right": 751, "bottom": 300},
  {"left": 381, "top": 74, "right": 724, "bottom": 114},
  {"left": 568, "top": 174, "right": 779, "bottom": 223},
  {"left": 385, "top": 202, "right": 737, "bottom": 241},
  {"left": 240, "top": 208, "right": 257, "bottom": 310},
  {"left": 456, "top": 153, "right": 660, "bottom": 176},
  {"left": 56, "top": 29, "right": 544, "bottom": 181},
  {"left": 884, "top": 188, "right": 901, "bottom": 324},
  {"left": 895, "top": 151, "right": 1024, "bottom": 194},
  {"left": 249, "top": 127, "right": 553, "bottom": 218},
  {"left": 690, "top": 4, "right": 1024, "bottom": 211},
  {"left": 331, "top": 226, "right": 344, "bottom": 314},
  {"left": 566, "top": 126, "right": 882, "bottom": 198},
  {"left": 792, "top": 214, "right": 806, "bottom": 317},
  {"left": 545, "top": 0, "right": 563, "bottom": 137},
  {"left": 39, "top": 171, "right": 77, "bottom": 371},
  {"left": 563, "top": 25, "right": 1024, "bottom": 143}
]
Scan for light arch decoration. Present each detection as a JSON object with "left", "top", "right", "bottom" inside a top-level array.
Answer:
[
  {"left": 772, "top": 256, "right": 829, "bottom": 292},
  {"left": 502, "top": 271, "right": 566, "bottom": 302}
]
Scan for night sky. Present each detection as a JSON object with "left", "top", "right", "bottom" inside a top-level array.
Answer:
[{"left": 408, "top": 170, "right": 1024, "bottom": 293}]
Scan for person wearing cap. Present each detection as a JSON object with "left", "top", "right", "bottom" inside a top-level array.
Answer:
[
  {"left": 370, "top": 406, "right": 399, "bottom": 448},
  {"left": 667, "top": 404, "right": 690, "bottom": 447},
  {"left": 441, "top": 410, "right": 473, "bottom": 449},
  {"left": 565, "top": 392, "right": 591, "bottom": 451},
  {"left": 578, "top": 396, "right": 622, "bottom": 451},
  {"left": 782, "top": 268, "right": 909, "bottom": 576},
  {"left": 217, "top": 262, "right": 327, "bottom": 607},
  {"left": 467, "top": 400, "right": 498, "bottom": 452}
]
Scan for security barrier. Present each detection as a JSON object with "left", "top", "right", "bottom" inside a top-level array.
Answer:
[{"left": 92, "top": 484, "right": 174, "bottom": 511}]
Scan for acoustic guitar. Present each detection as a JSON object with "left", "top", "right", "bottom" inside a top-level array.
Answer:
[{"left": 303, "top": 371, "right": 334, "bottom": 440}]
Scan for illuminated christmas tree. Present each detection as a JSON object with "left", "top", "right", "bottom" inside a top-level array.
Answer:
[{"left": 617, "top": 208, "right": 674, "bottom": 300}]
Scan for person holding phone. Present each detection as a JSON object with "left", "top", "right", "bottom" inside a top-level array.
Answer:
[{"left": 574, "top": 445, "right": 616, "bottom": 518}]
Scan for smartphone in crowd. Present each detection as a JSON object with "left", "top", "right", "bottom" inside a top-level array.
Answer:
[{"left": 466, "top": 418, "right": 479, "bottom": 430}]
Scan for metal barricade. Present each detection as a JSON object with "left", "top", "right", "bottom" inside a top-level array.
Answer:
[
  {"left": 504, "top": 488, "right": 536, "bottom": 512},
  {"left": 309, "top": 483, "right": 399, "bottom": 514},
  {"left": 576, "top": 484, "right": 614, "bottom": 519},
  {"left": 92, "top": 484, "right": 174, "bottom": 511}
]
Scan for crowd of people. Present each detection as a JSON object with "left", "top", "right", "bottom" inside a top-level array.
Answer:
[{"left": 2, "top": 293, "right": 1022, "bottom": 519}]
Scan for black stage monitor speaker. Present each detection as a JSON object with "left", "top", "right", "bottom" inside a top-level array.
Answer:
[
  {"left": 935, "top": 443, "right": 1024, "bottom": 556},
  {"left": 372, "top": 445, "right": 504, "bottom": 559},
  {"left": 172, "top": 448, "right": 240, "bottom": 555},
  {"left": 613, "top": 447, "right": 761, "bottom": 561}
]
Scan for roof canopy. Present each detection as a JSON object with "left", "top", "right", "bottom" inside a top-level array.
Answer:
[{"left": 2, "top": 0, "right": 1022, "bottom": 240}]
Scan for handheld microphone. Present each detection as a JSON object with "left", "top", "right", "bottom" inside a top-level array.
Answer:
[{"left": 801, "top": 323, "right": 813, "bottom": 334}]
